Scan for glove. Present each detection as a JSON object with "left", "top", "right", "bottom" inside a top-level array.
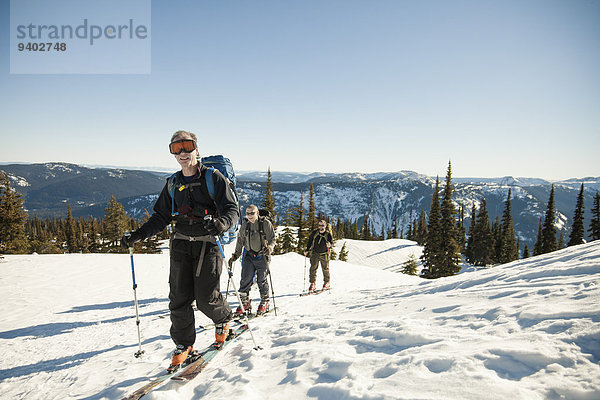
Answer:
[
  {"left": 121, "top": 231, "right": 142, "bottom": 249},
  {"left": 228, "top": 256, "right": 237, "bottom": 268},
  {"left": 204, "top": 217, "right": 227, "bottom": 236},
  {"left": 261, "top": 247, "right": 272, "bottom": 256}
]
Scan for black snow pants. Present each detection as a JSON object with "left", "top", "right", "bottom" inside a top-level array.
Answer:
[{"left": 168, "top": 238, "right": 232, "bottom": 347}]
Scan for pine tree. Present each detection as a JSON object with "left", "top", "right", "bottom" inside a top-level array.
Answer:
[
  {"left": 498, "top": 189, "right": 518, "bottom": 263},
  {"left": 456, "top": 205, "right": 466, "bottom": 253},
  {"left": 468, "top": 198, "right": 495, "bottom": 266},
  {"left": 522, "top": 243, "right": 529, "bottom": 259},
  {"left": 464, "top": 203, "right": 477, "bottom": 262},
  {"left": 0, "top": 172, "right": 29, "bottom": 254},
  {"left": 294, "top": 191, "right": 307, "bottom": 254},
  {"left": 533, "top": 217, "right": 543, "bottom": 256},
  {"left": 307, "top": 183, "right": 317, "bottom": 233},
  {"left": 418, "top": 210, "right": 428, "bottom": 245},
  {"left": 401, "top": 253, "right": 419, "bottom": 275},
  {"left": 589, "top": 192, "right": 600, "bottom": 241},
  {"left": 261, "top": 167, "right": 277, "bottom": 227},
  {"left": 102, "top": 195, "right": 129, "bottom": 252},
  {"left": 338, "top": 241, "right": 349, "bottom": 261},
  {"left": 568, "top": 184, "right": 585, "bottom": 247},
  {"left": 492, "top": 216, "right": 502, "bottom": 262},
  {"left": 65, "top": 202, "right": 77, "bottom": 253},
  {"left": 421, "top": 177, "right": 443, "bottom": 277},
  {"left": 137, "top": 209, "right": 160, "bottom": 253},
  {"left": 89, "top": 217, "right": 99, "bottom": 252},
  {"left": 439, "top": 162, "right": 461, "bottom": 276},
  {"left": 406, "top": 209, "right": 414, "bottom": 241},
  {"left": 360, "top": 214, "right": 372, "bottom": 240},
  {"left": 558, "top": 233, "right": 565, "bottom": 249},
  {"left": 541, "top": 185, "right": 558, "bottom": 254},
  {"left": 391, "top": 217, "right": 398, "bottom": 239},
  {"left": 273, "top": 207, "right": 294, "bottom": 254}
]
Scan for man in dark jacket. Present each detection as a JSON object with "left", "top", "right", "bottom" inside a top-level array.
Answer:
[
  {"left": 228, "top": 204, "right": 275, "bottom": 315},
  {"left": 304, "top": 218, "right": 333, "bottom": 292},
  {"left": 121, "top": 130, "right": 239, "bottom": 370}
]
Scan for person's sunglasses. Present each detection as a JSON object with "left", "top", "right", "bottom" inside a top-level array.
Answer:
[
  {"left": 246, "top": 211, "right": 257, "bottom": 216},
  {"left": 169, "top": 139, "right": 196, "bottom": 155}
]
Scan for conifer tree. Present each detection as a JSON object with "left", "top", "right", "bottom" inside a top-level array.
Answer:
[
  {"left": 541, "top": 185, "right": 558, "bottom": 254},
  {"left": 558, "top": 233, "right": 565, "bottom": 249},
  {"left": 294, "top": 191, "right": 307, "bottom": 254},
  {"left": 589, "top": 192, "right": 600, "bottom": 241},
  {"left": 464, "top": 203, "right": 477, "bottom": 262},
  {"left": 568, "top": 184, "right": 585, "bottom": 247},
  {"left": 468, "top": 198, "right": 495, "bottom": 266},
  {"left": 522, "top": 243, "right": 529, "bottom": 259},
  {"left": 277, "top": 208, "right": 297, "bottom": 254},
  {"left": 406, "top": 209, "right": 414, "bottom": 241},
  {"left": 439, "top": 162, "right": 461, "bottom": 276},
  {"left": 533, "top": 217, "right": 543, "bottom": 256},
  {"left": 401, "top": 253, "right": 419, "bottom": 275},
  {"left": 492, "top": 216, "right": 502, "bottom": 262},
  {"left": 456, "top": 205, "right": 466, "bottom": 253},
  {"left": 418, "top": 210, "right": 428, "bottom": 245},
  {"left": 421, "top": 177, "right": 443, "bottom": 277},
  {"left": 360, "top": 214, "right": 372, "bottom": 240},
  {"left": 261, "top": 167, "right": 277, "bottom": 227},
  {"left": 0, "top": 172, "right": 29, "bottom": 254},
  {"left": 65, "top": 202, "right": 77, "bottom": 253},
  {"left": 391, "top": 217, "right": 398, "bottom": 239},
  {"left": 103, "top": 195, "right": 129, "bottom": 252},
  {"left": 499, "top": 189, "right": 518, "bottom": 263},
  {"left": 351, "top": 219, "right": 360, "bottom": 239},
  {"left": 137, "top": 209, "right": 160, "bottom": 253},
  {"left": 338, "top": 241, "right": 348, "bottom": 261},
  {"left": 89, "top": 217, "right": 99, "bottom": 252},
  {"left": 77, "top": 217, "right": 88, "bottom": 253},
  {"left": 307, "top": 183, "right": 317, "bottom": 232},
  {"left": 336, "top": 217, "right": 343, "bottom": 239}
]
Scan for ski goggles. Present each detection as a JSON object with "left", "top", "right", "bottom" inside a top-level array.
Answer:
[{"left": 169, "top": 139, "right": 197, "bottom": 155}]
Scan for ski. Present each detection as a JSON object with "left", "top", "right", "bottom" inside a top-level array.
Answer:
[
  {"left": 171, "top": 324, "right": 248, "bottom": 381},
  {"left": 198, "top": 306, "right": 276, "bottom": 331},
  {"left": 232, "top": 306, "right": 277, "bottom": 324},
  {"left": 299, "top": 287, "right": 330, "bottom": 297},
  {"left": 121, "top": 325, "right": 248, "bottom": 399}
]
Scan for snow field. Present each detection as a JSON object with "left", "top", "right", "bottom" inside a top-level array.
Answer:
[{"left": 0, "top": 241, "right": 599, "bottom": 399}]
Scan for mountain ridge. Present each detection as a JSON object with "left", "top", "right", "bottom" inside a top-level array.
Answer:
[{"left": 2, "top": 162, "right": 599, "bottom": 249}]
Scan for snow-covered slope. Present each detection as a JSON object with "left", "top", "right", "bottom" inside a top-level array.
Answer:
[
  {"left": 0, "top": 241, "right": 599, "bottom": 399},
  {"left": 333, "top": 238, "right": 423, "bottom": 273}
]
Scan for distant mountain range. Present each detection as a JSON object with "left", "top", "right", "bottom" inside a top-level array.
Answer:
[{"left": 2, "top": 162, "right": 599, "bottom": 249}]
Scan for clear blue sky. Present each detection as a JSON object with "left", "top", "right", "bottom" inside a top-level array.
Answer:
[{"left": 1, "top": 0, "right": 599, "bottom": 180}]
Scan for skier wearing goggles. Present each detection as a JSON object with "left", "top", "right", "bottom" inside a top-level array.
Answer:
[{"left": 121, "top": 130, "right": 239, "bottom": 370}]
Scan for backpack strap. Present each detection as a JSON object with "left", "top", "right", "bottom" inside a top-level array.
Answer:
[
  {"left": 258, "top": 217, "right": 266, "bottom": 247},
  {"left": 205, "top": 167, "right": 215, "bottom": 200},
  {"left": 168, "top": 172, "right": 179, "bottom": 217}
]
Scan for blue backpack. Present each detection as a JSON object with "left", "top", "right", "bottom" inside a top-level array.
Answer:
[{"left": 168, "top": 155, "right": 240, "bottom": 244}]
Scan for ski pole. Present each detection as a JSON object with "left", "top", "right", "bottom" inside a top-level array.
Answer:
[
  {"left": 303, "top": 254, "right": 307, "bottom": 293},
  {"left": 225, "top": 260, "right": 235, "bottom": 299},
  {"left": 126, "top": 235, "right": 144, "bottom": 358},
  {"left": 267, "top": 268, "right": 277, "bottom": 316}
]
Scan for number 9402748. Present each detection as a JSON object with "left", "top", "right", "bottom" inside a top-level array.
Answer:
[{"left": 18, "top": 42, "right": 66, "bottom": 51}]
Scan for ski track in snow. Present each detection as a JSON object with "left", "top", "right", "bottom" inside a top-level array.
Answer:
[{"left": 0, "top": 241, "right": 599, "bottom": 399}]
